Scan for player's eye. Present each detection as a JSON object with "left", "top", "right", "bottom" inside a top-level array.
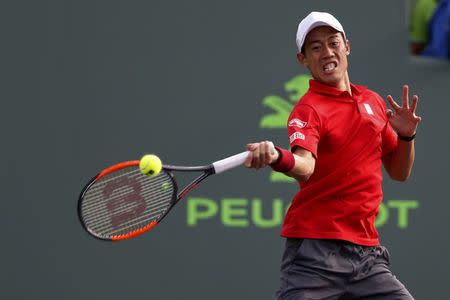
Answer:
[{"left": 330, "top": 41, "right": 340, "bottom": 48}]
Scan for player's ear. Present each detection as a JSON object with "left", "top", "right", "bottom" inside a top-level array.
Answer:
[
  {"left": 345, "top": 39, "right": 350, "bottom": 55},
  {"left": 297, "top": 52, "right": 308, "bottom": 67}
]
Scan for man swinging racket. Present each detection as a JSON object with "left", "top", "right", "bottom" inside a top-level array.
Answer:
[{"left": 245, "top": 12, "right": 421, "bottom": 299}]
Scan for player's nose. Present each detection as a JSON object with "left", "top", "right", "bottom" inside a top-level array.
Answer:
[{"left": 322, "top": 45, "right": 334, "bottom": 58}]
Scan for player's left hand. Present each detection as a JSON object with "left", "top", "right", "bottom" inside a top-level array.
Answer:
[{"left": 386, "top": 85, "right": 422, "bottom": 137}]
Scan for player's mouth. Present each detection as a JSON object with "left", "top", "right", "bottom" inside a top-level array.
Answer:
[{"left": 323, "top": 62, "right": 337, "bottom": 74}]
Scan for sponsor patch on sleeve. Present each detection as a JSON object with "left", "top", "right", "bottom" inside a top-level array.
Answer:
[
  {"left": 288, "top": 118, "right": 307, "bottom": 128},
  {"left": 289, "top": 132, "right": 305, "bottom": 143}
]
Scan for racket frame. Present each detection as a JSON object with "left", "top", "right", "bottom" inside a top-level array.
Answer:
[{"left": 78, "top": 162, "right": 215, "bottom": 241}]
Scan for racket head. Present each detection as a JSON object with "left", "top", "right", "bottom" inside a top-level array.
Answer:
[{"left": 78, "top": 161, "right": 177, "bottom": 241}]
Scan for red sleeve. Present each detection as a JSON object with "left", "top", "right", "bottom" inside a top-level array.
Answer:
[{"left": 287, "top": 104, "right": 321, "bottom": 158}]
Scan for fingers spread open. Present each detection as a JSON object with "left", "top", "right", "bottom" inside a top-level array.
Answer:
[
  {"left": 387, "top": 95, "right": 401, "bottom": 111},
  {"left": 411, "top": 95, "right": 419, "bottom": 114},
  {"left": 402, "top": 85, "right": 410, "bottom": 109},
  {"left": 386, "top": 109, "right": 394, "bottom": 118}
]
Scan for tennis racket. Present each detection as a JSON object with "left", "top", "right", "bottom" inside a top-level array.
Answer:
[{"left": 78, "top": 144, "right": 274, "bottom": 241}]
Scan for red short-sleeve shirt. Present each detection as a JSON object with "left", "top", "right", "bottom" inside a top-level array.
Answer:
[{"left": 282, "top": 80, "right": 398, "bottom": 246}]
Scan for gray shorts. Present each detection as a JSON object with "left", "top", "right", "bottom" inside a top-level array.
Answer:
[{"left": 274, "top": 238, "right": 414, "bottom": 300}]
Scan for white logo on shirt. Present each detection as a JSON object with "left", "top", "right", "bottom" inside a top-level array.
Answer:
[
  {"left": 288, "top": 118, "right": 307, "bottom": 128},
  {"left": 289, "top": 132, "right": 305, "bottom": 143},
  {"left": 363, "top": 103, "right": 374, "bottom": 115}
]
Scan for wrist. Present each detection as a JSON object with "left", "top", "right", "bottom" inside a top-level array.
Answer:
[
  {"left": 270, "top": 147, "right": 295, "bottom": 172},
  {"left": 398, "top": 132, "right": 416, "bottom": 141}
]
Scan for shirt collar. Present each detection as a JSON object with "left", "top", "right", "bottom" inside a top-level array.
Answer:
[{"left": 308, "top": 79, "right": 365, "bottom": 98}]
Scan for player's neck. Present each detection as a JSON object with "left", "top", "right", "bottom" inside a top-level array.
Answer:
[{"left": 334, "top": 73, "right": 351, "bottom": 95}]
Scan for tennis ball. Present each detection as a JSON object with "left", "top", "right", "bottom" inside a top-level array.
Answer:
[{"left": 139, "top": 154, "right": 162, "bottom": 177}]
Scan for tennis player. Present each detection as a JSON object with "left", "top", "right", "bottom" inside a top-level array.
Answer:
[{"left": 245, "top": 12, "right": 421, "bottom": 299}]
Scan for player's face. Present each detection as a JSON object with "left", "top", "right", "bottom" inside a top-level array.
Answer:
[{"left": 297, "top": 26, "right": 350, "bottom": 89}]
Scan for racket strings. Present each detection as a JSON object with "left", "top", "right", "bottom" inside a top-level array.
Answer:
[
  {"left": 82, "top": 180, "right": 172, "bottom": 218},
  {"left": 80, "top": 167, "right": 175, "bottom": 238},
  {"left": 84, "top": 196, "right": 172, "bottom": 234}
]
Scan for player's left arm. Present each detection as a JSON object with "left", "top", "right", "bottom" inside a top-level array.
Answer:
[{"left": 382, "top": 85, "right": 422, "bottom": 181}]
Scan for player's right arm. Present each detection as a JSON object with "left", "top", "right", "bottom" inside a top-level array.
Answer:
[
  {"left": 286, "top": 147, "right": 316, "bottom": 181},
  {"left": 244, "top": 142, "right": 316, "bottom": 182},
  {"left": 245, "top": 102, "right": 320, "bottom": 181}
]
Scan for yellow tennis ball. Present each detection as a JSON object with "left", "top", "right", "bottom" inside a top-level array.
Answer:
[{"left": 139, "top": 154, "right": 162, "bottom": 177}]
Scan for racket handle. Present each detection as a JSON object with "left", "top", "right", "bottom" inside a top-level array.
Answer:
[
  {"left": 212, "top": 151, "right": 250, "bottom": 174},
  {"left": 212, "top": 142, "right": 275, "bottom": 174}
]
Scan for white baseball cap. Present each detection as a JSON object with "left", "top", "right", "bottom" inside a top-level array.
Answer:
[{"left": 296, "top": 11, "right": 346, "bottom": 53}]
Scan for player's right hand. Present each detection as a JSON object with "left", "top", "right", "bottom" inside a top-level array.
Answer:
[{"left": 244, "top": 141, "right": 279, "bottom": 169}]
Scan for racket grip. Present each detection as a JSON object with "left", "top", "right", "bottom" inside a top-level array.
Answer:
[
  {"left": 212, "top": 142, "right": 275, "bottom": 174},
  {"left": 212, "top": 151, "right": 249, "bottom": 174}
]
